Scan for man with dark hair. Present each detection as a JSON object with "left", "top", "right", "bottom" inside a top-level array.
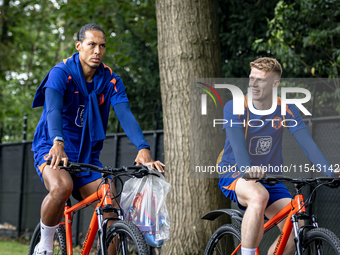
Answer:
[
  {"left": 31, "top": 23, "right": 164, "bottom": 255},
  {"left": 217, "top": 57, "right": 338, "bottom": 255},
  {"left": 77, "top": 23, "right": 106, "bottom": 42}
]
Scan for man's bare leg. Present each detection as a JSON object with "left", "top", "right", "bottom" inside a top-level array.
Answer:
[
  {"left": 36, "top": 166, "right": 73, "bottom": 253},
  {"left": 235, "top": 178, "right": 269, "bottom": 250},
  {"left": 41, "top": 166, "right": 73, "bottom": 224},
  {"left": 265, "top": 198, "right": 297, "bottom": 255}
]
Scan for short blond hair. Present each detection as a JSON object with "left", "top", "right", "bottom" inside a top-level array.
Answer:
[{"left": 250, "top": 57, "right": 282, "bottom": 77}]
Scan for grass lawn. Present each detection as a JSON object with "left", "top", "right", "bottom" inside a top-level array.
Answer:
[
  {"left": 0, "top": 238, "right": 99, "bottom": 255},
  {"left": 0, "top": 239, "right": 30, "bottom": 255}
]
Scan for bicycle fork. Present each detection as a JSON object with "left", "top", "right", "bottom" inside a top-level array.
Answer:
[
  {"left": 293, "top": 214, "right": 321, "bottom": 255},
  {"left": 292, "top": 214, "right": 303, "bottom": 255},
  {"left": 97, "top": 206, "right": 127, "bottom": 255},
  {"left": 97, "top": 207, "right": 106, "bottom": 255},
  {"left": 97, "top": 180, "right": 125, "bottom": 255}
]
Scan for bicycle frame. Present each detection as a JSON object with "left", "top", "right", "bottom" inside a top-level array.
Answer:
[
  {"left": 62, "top": 179, "right": 118, "bottom": 255},
  {"left": 232, "top": 194, "right": 306, "bottom": 255}
]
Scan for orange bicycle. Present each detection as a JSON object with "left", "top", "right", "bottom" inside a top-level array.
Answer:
[
  {"left": 28, "top": 161, "right": 160, "bottom": 255},
  {"left": 202, "top": 174, "right": 340, "bottom": 255}
]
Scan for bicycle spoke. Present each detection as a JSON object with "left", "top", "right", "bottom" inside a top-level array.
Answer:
[
  {"left": 213, "top": 234, "right": 241, "bottom": 255},
  {"left": 120, "top": 233, "right": 129, "bottom": 255},
  {"left": 106, "top": 225, "right": 146, "bottom": 255},
  {"left": 305, "top": 240, "right": 338, "bottom": 254},
  {"left": 216, "top": 234, "right": 227, "bottom": 254},
  {"left": 205, "top": 224, "right": 241, "bottom": 255},
  {"left": 316, "top": 240, "right": 324, "bottom": 255},
  {"left": 28, "top": 223, "right": 66, "bottom": 255},
  {"left": 53, "top": 238, "right": 62, "bottom": 254},
  {"left": 300, "top": 228, "right": 340, "bottom": 255}
]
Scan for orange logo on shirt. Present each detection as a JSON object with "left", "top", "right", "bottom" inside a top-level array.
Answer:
[
  {"left": 98, "top": 94, "right": 104, "bottom": 105},
  {"left": 272, "top": 116, "right": 282, "bottom": 130}
]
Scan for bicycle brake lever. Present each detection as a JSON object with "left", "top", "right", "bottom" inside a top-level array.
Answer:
[
  {"left": 59, "top": 163, "right": 82, "bottom": 174},
  {"left": 325, "top": 180, "right": 340, "bottom": 188},
  {"left": 129, "top": 167, "right": 146, "bottom": 178},
  {"left": 134, "top": 166, "right": 160, "bottom": 178}
]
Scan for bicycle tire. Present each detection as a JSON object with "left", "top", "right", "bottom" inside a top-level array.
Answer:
[
  {"left": 28, "top": 222, "right": 67, "bottom": 255},
  {"left": 298, "top": 228, "right": 340, "bottom": 255},
  {"left": 205, "top": 224, "right": 242, "bottom": 255},
  {"left": 100, "top": 220, "right": 149, "bottom": 255}
]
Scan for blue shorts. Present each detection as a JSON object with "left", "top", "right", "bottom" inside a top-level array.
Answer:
[
  {"left": 218, "top": 171, "right": 292, "bottom": 210},
  {"left": 34, "top": 149, "right": 103, "bottom": 191}
]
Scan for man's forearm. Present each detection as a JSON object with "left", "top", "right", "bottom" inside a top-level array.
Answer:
[
  {"left": 113, "top": 102, "right": 150, "bottom": 150},
  {"left": 225, "top": 127, "right": 252, "bottom": 169},
  {"left": 293, "top": 128, "right": 333, "bottom": 176},
  {"left": 45, "top": 88, "right": 64, "bottom": 142}
]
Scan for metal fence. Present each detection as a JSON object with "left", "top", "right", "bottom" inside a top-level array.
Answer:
[
  {"left": 254, "top": 116, "right": 340, "bottom": 254},
  {"left": 0, "top": 130, "right": 164, "bottom": 243},
  {"left": 1, "top": 116, "right": 340, "bottom": 252}
]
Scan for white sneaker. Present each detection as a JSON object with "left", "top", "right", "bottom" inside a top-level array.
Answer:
[{"left": 33, "top": 243, "right": 53, "bottom": 255}]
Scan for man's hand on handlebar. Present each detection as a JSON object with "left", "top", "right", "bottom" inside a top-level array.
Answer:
[
  {"left": 334, "top": 168, "right": 340, "bottom": 176},
  {"left": 134, "top": 148, "right": 165, "bottom": 173},
  {"left": 245, "top": 166, "right": 266, "bottom": 180},
  {"left": 46, "top": 141, "right": 69, "bottom": 169}
]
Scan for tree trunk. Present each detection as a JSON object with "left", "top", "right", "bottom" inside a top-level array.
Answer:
[{"left": 156, "top": 0, "right": 229, "bottom": 254}]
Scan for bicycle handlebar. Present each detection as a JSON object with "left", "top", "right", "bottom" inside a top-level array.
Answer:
[
  {"left": 242, "top": 173, "right": 340, "bottom": 188},
  {"left": 46, "top": 160, "right": 161, "bottom": 178}
]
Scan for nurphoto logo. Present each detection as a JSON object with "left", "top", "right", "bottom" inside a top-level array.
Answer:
[
  {"left": 196, "top": 82, "right": 222, "bottom": 115},
  {"left": 199, "top": 84, "right": 311, "bottom": 116}
]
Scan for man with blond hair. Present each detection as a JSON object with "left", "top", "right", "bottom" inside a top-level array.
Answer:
[{"left": 217, "top": 57, "right": 336, "bottom": 255}]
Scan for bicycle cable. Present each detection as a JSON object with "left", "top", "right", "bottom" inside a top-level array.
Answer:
[
  {"left": 295, "top": 181, "right": 332, "bottom": 216},
  {"left": 304, "top": 182, "right": 325, "bottom": 208},
  {"left": 96, "top": 181, "right": 102, "bottom": 205},
  {"left": 111, "top": 177, "right": 126, "bottom": 214}
]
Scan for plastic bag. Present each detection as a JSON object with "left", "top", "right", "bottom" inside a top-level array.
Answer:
[{"left": 120, "top": 169, "right": 171, "bottom": 247}]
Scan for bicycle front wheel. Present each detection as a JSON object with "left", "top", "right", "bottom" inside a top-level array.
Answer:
[
  {"left": 205, "top": 224, "right": 241, "bottom": 255},
  {"left": 28, "top": 222, "right": 67, "bottom": 255},
  {"left": 299, "top": 228, "right": 340, "bottom": 254},
  {"left": 104, "top": 220, "right": 149, "bottom": 255}
]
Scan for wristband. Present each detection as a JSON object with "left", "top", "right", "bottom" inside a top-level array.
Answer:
[{"left": 53, "top": 136, "right": 64, "bottom": 143}]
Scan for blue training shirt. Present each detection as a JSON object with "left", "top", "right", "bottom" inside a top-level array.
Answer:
[
  {"left": 219, "top": 97, "right": 306, "bottom": 176},
  {"left": 32, "top": 65, "right": 129, "bottom": 162}
]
